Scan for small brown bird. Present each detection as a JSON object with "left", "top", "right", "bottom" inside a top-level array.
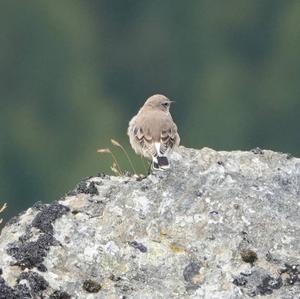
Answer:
[{"left": 127, "top": 94, "right": 180, "bottom": 171}]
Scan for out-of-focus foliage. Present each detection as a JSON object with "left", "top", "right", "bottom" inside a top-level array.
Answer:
[{"left": 1, "top": 0, "right": 300, "bottom": 221}]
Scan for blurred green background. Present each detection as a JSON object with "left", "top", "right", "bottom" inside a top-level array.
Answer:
[{"left": 1, "top": 0, "right": 300, "bottom": 222}]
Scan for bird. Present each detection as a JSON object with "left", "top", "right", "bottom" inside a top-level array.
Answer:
[{"left": 127, "top": 94, "right": 180, "bottom": 171}]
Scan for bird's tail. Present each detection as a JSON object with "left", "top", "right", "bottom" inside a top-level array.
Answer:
[
  {"left": 152, "top": 156, "right": 170, "bottom": 171},
  {"left": 151, "top": 142, "right": 170, "bottom": 171}
]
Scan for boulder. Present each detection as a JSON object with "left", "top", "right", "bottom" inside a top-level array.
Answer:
[{"left": 0, "top": 147, "right": 300, "bottom": 298}]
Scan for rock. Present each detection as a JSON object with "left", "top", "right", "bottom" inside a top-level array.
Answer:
[{"left": 0, "top": 146, "right": 300, "bottom": 298}]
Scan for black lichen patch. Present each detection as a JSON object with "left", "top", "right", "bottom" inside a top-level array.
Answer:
[
  {"left": 233, "top": 269, "right": 283, "bottom": 297},
  {"left": 82, "top": 280, "right": 102, "bottom": 293},
  {"left": 32, "top": 203, "right": 70, "bottom": 234},
  {"left": 140, "top": 185, "right": 149, "bottom": 192},
  {"left": 32, "top": 201, "right": 46, "bottom": 210},
  {"left": 251, "top": 147, "right": 264, "bottom": 155},
  {"left": 208, "top": 210, "right": 219, "bottom": 216},
  {"left": 14, "top": 283, "right": 31, "bottom": 299},
  {"left": 240, "top": 249, "right": 258, "bottom": 264},
  {"left": 0, "top": 277, "right": 16, "bottom": 299},
  {"left": 109, "top": 274, "right": 122, "bottom": 282},
  {"left": 6, "top": 202, "right": 68, "bottom": 270},
  {"left": 68, "top": 180, "right": 99, "bottom": 196},
  {"left": 265, "top": 251, "right": 280, "bottom": 264},
  {"left": 18, "top": 271, "right": 48, "bottom": 294},
  {"left": 36, "top": 263, "right": 47, "bottom": 272},
  {"left": 128, "top": 241, "right": 147, "bottom": 253},
  {"left": 7, "top": 233, "right": 57, "bottom": 270},
  {"left": 183, "top": 262, "right": 201, "bottom": 283},
  {"left": 0, "top": 277, "right": 31, "bottom": 299},
  {"left": 195, "top": 190, "right": 203, "bottom": 197},
  {"left": 256, "top": 275, "right": 282, "bottom": 295},
  {"left": 183, "top": 261, "right": 203, "bottom": 292},
  {"left": 96, "top": 172, "right": 107, "bottom": 178},
  {"left": 49, "top": 290, "right": 71, "bottom": 299},
  {"left": 78, "top": 181, "right": 99, "bottom": 195},
  {"left": 18, "top": 228, "right": 34, "bottom": 244},
  {"left": 279, "top": 263, "right": 300, "bottom": 285},
  {"left": 233, "top": 276, "right": 247, "bottom": 286}
]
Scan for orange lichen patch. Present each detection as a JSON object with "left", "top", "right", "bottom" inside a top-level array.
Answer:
[
  {"left": 159, "top": 228, "right": 168, "bottom": 236},
  {"left": 169, "top": 242, "right": 185, "bottom": 253}
]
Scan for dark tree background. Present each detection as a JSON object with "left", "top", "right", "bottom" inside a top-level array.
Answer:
[{"left": 1, "top": 0, "right": 300, "bottom": 220}]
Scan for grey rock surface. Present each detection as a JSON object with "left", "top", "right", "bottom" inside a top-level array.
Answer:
[{"left": 0, "top": 146, "right": 300, "bottom": 299}]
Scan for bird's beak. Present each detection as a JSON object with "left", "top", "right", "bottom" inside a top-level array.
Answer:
[{"left": 169, "top": 101, "right": 175, "bottom": 104}]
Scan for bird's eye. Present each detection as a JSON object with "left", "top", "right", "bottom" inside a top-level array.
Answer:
[{"left": 162, "top": 102, "right": 169, "bottom": 107}]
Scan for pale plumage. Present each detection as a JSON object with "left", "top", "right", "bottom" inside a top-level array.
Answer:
[{"left": 127, "top": 94, "right": 180, "bottom": 170}]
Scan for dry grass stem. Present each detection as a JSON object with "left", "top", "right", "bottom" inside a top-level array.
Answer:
[
  {"left": 110, "top": 163, "right": 121, "bottom": 176},
  {"left": 111, "top": 139, "right": 137, "bottom": 174},
  {"left": 109, "top": 150, "right": 122, "bottom": 175},
  {"left": 97, "top": 148, "right": 110, "bottom": 153},
  {"left": 0, "top": 203, "right": 6, "bottom": 213},
  {"left": 0, "top": 203, "right": 6, "bottom": 225},
  {"left": 110, "top": 139, "right": 121, "bottom": 147},
  {"left": 97, "top": 147, "right": 123, "bottom": 175}
]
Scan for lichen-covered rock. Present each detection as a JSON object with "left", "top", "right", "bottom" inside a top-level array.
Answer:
[{"left": 0, "top": 146, "right": 300, "bottom": 298}]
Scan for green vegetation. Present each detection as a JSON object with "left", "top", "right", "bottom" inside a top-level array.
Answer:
[{"left": 1, "top": 0, "right": 300, "bottom": 221}]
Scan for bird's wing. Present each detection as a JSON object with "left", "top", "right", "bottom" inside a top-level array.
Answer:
[
  {"left": 159, "top": 122, "right": 180, "bottom": 155},
  {"left": 128, "top": 111, "right": 180, "bottom": 158},
  {"left": 128, "top": 117, "right": 155, "bottom": 156},
  {"left": 137, "top": 126, "right": 159, "bottom": 157}
]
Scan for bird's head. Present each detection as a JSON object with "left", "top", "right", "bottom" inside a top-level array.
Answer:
[{"left": 144, "top": 94, "right": 174, "bottom": 112}]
